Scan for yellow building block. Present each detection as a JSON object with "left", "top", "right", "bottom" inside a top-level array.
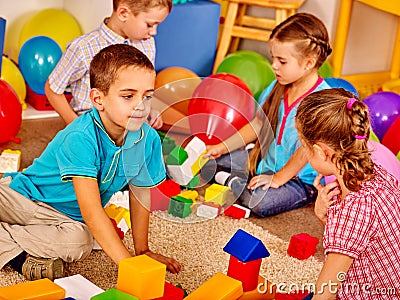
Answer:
[
  {"left": 237, "top": 276, "right": 275, "bottom": 299},
  {"left": 191, "top": 151, "right": 209, "bottom": 176},
  {"left": 185, "top": 272, "right": 243, "bottom": 300},
  {"left": 204, "top": 184, "right": 230, "bottom": 205},
  {"left": 117, "top": 255, "right": 166, "bottom": 299},
  {"left": 0, "top": 149, "right": 21, "bottom": 173},
  {"left": 178, "top": 190, "right": 199, "bottom": 202},
  {"left": 105, "top": 204, "right": 131, "bottom": 228},
  {"left": 0, "top": 278, "right": 65, "bottom": 300}
]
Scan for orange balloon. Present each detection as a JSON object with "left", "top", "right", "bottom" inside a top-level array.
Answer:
[{"left": 155, "top": 66, "right": 199, "bottom": 89}]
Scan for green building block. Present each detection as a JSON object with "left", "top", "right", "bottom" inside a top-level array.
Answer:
[
  {"left": 165, "top": 146, "right": 188, "bottom": 165},
  {"left": 157, "top": 131, "right": 176, "bottom": 155},
  {"left": 168, "top": 195, "right": 193, "bottom": 218},
  {"left": 91, "top": 288, "right": 139, "bottom": 300},
  {"left": 185, "top": 174, "right": 200, "bottom": 189}
]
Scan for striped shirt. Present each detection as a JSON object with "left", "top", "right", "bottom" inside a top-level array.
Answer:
[
  {"left": 48, "top": 18, "right": 156, "bottom": 112},
  {"left": 324, "top": 164, "right": 400, "bottom": 299}
]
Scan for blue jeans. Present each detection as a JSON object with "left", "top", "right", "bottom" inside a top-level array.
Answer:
[{"left": 202, "top": 150, "right": 317, "bottom": 217}]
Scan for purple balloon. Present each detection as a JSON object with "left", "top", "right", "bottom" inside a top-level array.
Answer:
[{"left": 363, "top": 92, "right": 400, "bottom": 141}]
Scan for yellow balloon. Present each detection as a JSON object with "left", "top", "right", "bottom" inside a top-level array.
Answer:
[
  {"left": 1, "top": 56, "right": 27, "bottom": 109},
  {"left": 19, "top": 8, "right": 82, "bottom": 52}
]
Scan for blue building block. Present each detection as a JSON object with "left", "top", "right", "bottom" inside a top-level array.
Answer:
[
  {"left": 223, "top": 229, "right": 270, "bottom": 262},
  {"left": 154, "top": 0, "right": 220, "bottom": 77}
]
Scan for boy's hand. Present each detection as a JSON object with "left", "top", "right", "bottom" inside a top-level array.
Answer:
[
  {"left": 313, "top": 174, "right": 340, "bottom": 224},
  {"left": 205, "top": 143, "right": 228, "bottom": 159},
  {"left": 145, "top": 251, "right": 182, "bottom": 274},
  {"left": 148, "top": 109, "right": 163, "bottom": 129}
]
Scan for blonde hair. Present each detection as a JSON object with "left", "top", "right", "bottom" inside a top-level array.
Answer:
[
  {"left": 113, "top": 0, "right": 172, "bottom": 15},
  {"left": 248, "top": 12, "right": 332, "bottom": 176},
  {"left": 90, "top": 44, "right": 155, "bottom": 95},
  {"left": 295, "top": 88, "right": 374, "bottom": 191}
]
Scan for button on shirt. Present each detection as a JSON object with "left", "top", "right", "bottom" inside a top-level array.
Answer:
[
  {"left": 7, "top": 109, "right": 165, "bottom": 222},
  {"left": 48, "top": 19, "right": 156, "bottom": 112}
]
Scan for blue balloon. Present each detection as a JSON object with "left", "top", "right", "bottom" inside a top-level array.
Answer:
[
  {"left": 18, "top": 36, "right": 62, "bottom": 95},
  {"left": 325, "top": 77, "right": 359, "bottom": 98}
]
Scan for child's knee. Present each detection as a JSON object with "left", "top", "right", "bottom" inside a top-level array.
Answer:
[{"left": 58, "top": 226, "right": 93, "bottom": 262}]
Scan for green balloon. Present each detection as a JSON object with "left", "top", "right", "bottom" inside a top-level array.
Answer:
[
  {"left": 318, "top": 61, "right": 333, "bottom": 78},
  {"left": 369, "top": 129, "right": 380, "bottom": 142},
  {"left": 216, "top": 50, "right": 275, "bottom": 101}
]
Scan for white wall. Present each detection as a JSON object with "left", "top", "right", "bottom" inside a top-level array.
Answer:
[{"left": 0, "top": 0, "right": 398, "bottom": 75}]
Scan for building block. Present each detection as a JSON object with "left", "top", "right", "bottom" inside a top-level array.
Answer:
[
  {"left": 224, "top": 204, "right": 251, "bottom": 219},
  {"left": 238, "top": 275, "right": 275, "bottom": 300},
  {"left": 185, "top": 272, "right": 243, "bottom": 300},
  {"left": 227, "top": 256, "right": 262, "bottom": 292},
  {"left": 153, "top": 281, "right": 185, "bottom": 300},
  {"left": 166, "top": 161, "right": 193, "bottom": 186},
  {"left": 287, "top": 233, "right": 319, "bottom": 260},
  {"left": 186, "top": 174, "right": 200, "bottom": 189},
  {"left": 55, "top": 274, "right": 104, "bottom": 300},
  {"left": 204, "top": 183, "right": 230, "bottom": 205},
  {"left": 196, "top": 202, "right": 221, "bottom": 219},
  {"left": 165, "top": 146, "right": 188, "bottom": 165},
  {"left": 157, "top": 131, "right": 176, "bottom": 155},
  {"left": 223, "top": 229, "right": 270, "bottom": 263},
  {"left": 177, "top": 190, "right": 198, "bottom": 202},
  {"left": 190, "top": 150, "right": 209, "bottom": 175},
  {"left": 0, "top": 149, "right": 21, "bottom": 173},
  {"left": 91, "top": 288, "right": 139, "bottom": 300},
  {"left": 117, "top": 255, "right": 166, "bottom": 299},
  {"left": 168, "top": 195, "right": 193, "bottom": 218},
  {"left": 0, "top": 278, "right": 65, "bottom": 299},
  {"left": 150, "top": 179, "right": 181, "bottom": 212}
]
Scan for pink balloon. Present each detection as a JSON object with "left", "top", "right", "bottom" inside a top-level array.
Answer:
[{"left": 324, "top": 140, "right": 400, "bottom": 183}]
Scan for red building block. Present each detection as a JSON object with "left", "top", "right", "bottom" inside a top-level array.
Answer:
[
  {"left": 154, "top": 281, "right": 185, "bottom": 300},
  {"left": 287, "top": 233, "right": 319, "bottom": 260},
  {"left": 224, "top": 204, "right": 250, "bottom": 219},
  {"left": 150, "top": 179, "right": 180, "bottom": 211},
  {"left": 275, "top": 290, "right": 311, "bottom": 299},
  {"left": 227, "top": 255, "right": 261, "bottom": 292}
]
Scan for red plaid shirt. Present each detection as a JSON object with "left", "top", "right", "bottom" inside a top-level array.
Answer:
[{"left": 324, "top": 164, "right": 400, "bottom": 299}]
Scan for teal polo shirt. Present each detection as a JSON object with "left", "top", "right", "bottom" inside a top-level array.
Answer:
[
  {"left": 7, "top": 109, "right": 165, "bottom": 221},
  {"left": 256, "top": 78, "right": 330, "bottom": 185}
]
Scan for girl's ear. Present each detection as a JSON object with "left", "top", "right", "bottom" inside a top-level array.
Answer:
[
  {"left": 312, "top": 143, "right": 332, "bottom": 161},
  {"left": 305, "top": 56, "right": 317, "bottom": 71},
  {"left": 90, "top": 88, "right": 104, "bottom": 111}
]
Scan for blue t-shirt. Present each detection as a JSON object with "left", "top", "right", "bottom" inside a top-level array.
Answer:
[
  {"left": 7, "top": 109, "right": 165, "bottom": 221},
  {"left": 256, "top": 78, "right": 330, "bottom": 185}
]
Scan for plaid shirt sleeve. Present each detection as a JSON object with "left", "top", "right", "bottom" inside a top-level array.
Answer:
[{"left": 324, "top": 192, "right": 376, "bottom": 259}]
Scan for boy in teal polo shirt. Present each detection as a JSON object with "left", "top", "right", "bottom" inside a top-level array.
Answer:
[{"left": 0, "top": 44, "right": 181, "bottom": 281}]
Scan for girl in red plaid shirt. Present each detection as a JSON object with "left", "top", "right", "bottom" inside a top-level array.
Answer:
[{"left": 296, "top": 88, "right": 400, "bottom": 300}]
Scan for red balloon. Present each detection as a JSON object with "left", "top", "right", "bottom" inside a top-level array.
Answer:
[
  {"left": 0, "top": 79, "right": 22, "bottom": 143},
  {"left": 188, "top": 73, "right": 255, "bottom": 145},
  {"left": 382, "top": 116, "right": 400, "bottom": 156}
]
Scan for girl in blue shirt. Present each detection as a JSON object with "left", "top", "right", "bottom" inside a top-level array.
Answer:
[{"left": 206, "top": 13, "right": 332, "bottom": 217}]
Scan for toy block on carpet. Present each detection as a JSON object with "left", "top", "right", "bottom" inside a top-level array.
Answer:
[
  {"left": 0, "top": 149, "right": 21, "bottom": 173},
  {"left": 196, "top": 202, "right": 221, "bottom": 219},
  {"left": 153, "top": 281, "right": 185, "bottom": 300},
  {"left": 117, "top": 255, "right": 166, "bottom": 299},
  {"left": 287, "top": 233, "right": 319, "bottom": 260},
  {"left": 204, "top": 183, "right": 229, "bottom": 205},
  {"left": 150, "top": 179, "right": 181, "bottom": 211},
  {"left": 185, "top": 272, "right": 243, "bottom": 300},
  {"left": 0, "top": 278, "right": 65, "bottom": 299},
  {"left": 224, "top": 204, "right": 250, "bottom": 219},
  {"left": 91, "top": 288, "right": 139, "bottom": 300},
  {"left": 168, "top": 195, "right": 193, "bottom": 218}
]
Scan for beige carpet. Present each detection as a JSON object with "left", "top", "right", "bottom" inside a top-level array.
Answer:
[{"left": 0, "top": 214, "right": 322, "bottom": 294}]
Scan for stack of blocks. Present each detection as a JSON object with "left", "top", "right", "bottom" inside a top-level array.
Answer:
[
  {"left": 166, "top": 136, "right": 209, "bottom": 186},
  {"left": 93, "top": 255, "right": 184, "bottom": 299}
]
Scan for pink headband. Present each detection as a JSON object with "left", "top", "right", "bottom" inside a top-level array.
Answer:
[{"left": 347, "top": 98, "right": 367, "bottom": 140}]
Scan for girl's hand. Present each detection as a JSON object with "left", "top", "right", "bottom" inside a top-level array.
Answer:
[
  {"left": 145, "top": 251, "right": 182, "bottom": 274},
  {"left": 247, "top": 174, "right": 275, "bottom": 190},
  {"left": 205, "top": 143, "right": 228, "bottom": 159},
  {"left": 313, "top": 174, "right": 340, "bottom": 224}
]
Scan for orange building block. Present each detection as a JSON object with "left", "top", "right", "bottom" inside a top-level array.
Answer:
[
  {"left": 117, "top": 255, "right": 166, "bottom": 299},
  {"left": 0, "top": 278, "right": 65, "bottom": 300},
  {"left": 237, "top": 276, "right": 275, "bottom": 299},
  {"left": 185, "top": 272, "right": 243, "bottom": 300}
]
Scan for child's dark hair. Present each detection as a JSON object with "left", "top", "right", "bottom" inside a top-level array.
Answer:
[
  {"left": 113, "top": 0, "right": 172, "bottom": 15},
  {"left": 248, "top": 13, "right": 332, "bottom": 175},
  {"left": 296, "top": 88, "right": 374, "bottom": 191},
  {"left": 90, "top": 44, "right": 155, "bottom": 95}
]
